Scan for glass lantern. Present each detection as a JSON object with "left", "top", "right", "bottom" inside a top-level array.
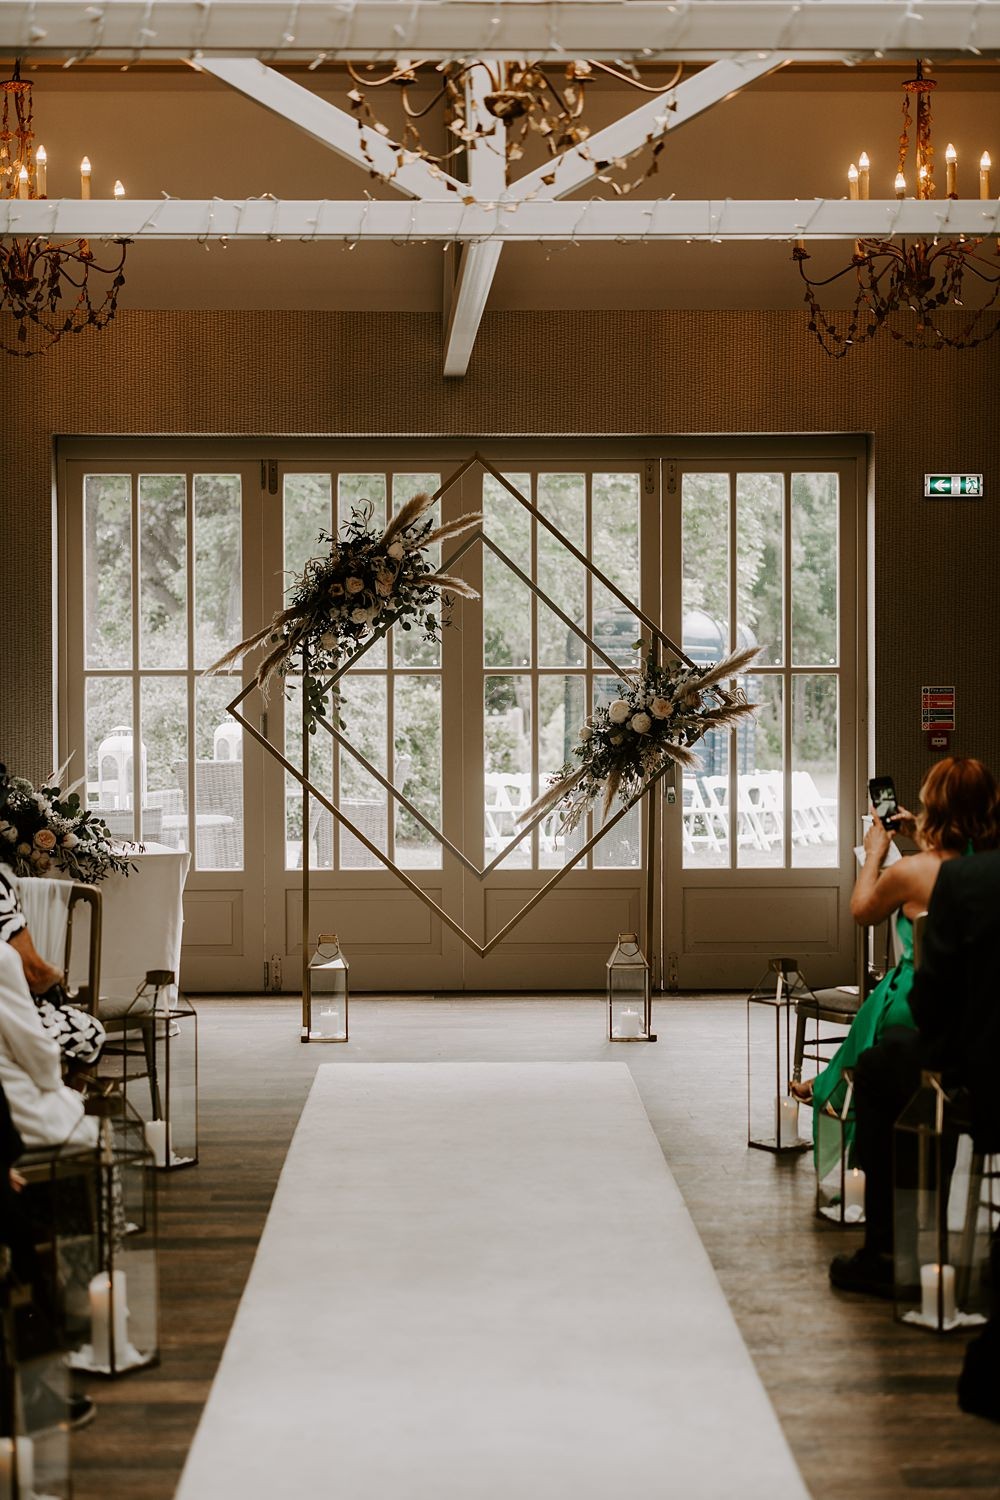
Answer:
[
  {"left": 106, "top": 970, "right": 199, "bottom": 1171},
  {"left": 302, "top": 934, "right": 349, "bottom": 1043},
  {"left": 1, "top": 1279, "right": 72, "bottom": 1500},
  {"left": 747, "top": 957, "right": 812, "bottom": 1153},
  {"left": 894, "top": 1072, "right": 998, "bottom": 1333},
  {"left": 68, "top": 1101, "right": 159, "bottom": 1377},
  {"left": 606, "top": 934, "right": 655, "bottom": 1042},
  {"left": 815, "top": 1073, "right": 866, "bottom": 1224}
]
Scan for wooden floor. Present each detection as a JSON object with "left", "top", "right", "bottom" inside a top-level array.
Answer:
[{"left": 73, "top": 995, "right": 1000, "bottom": 1500}]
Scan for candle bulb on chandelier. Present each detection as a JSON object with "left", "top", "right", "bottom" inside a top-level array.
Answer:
[
  {"left": 980, "top": 151, "right": 992, "bottom": 199},
  {"left": 848, "top": 162, "right": 859, "bottom": 200},
  {"left": 80, "top": 155, "right": 91, "bottom": 199},
  {"left": 858, "top": 151, "right": 870, "bottom": 199},
  {"left": 918, "top": 163, "right": 929, "bottom": 199},
  {"left": 35, "top": 144, "right": 46, "bottom": 197},
  {"left": 894, "top": 171, "right": 907, "bottom": 199},
  {"left": 114, "top": 179, "right": 125, "bottom": 199},
  {"left": 945, "top": 143, "right": 957, "bottom": 197},
  {"left": 16, "top": 164, "right": 28, "bottom": 199}
]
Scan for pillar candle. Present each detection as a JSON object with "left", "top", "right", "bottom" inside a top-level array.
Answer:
[
  {"left": 319, "top": 1006, "right": 341, "bottom": 1034},
  {"left": 920, "top": 1262, "right": 956, "bottom": 1325},
  {"left": 144, "top": 1119, "right": 172, "bottom": 1167},
  {"left": 776, "top": 1094, "right": 799, "bottom": 1144},
  {"left": 844, "top": 1167, "right": 865, "bottom": 1218},
  {"left": 89, "top": 1269, "right": 129, "bottom": 1368},
  {"left": 615, "top": 1007, "right": 642, "bottom": 1039},
  {"left": 0, "top": 1437, "right": 34, "bottom": 1495}
]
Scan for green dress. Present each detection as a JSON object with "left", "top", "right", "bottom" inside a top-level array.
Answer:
[{"left": 811, "top": 911, "right": 915, "bottom": 1178}]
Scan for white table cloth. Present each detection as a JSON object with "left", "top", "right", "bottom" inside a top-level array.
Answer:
[{"left": 68, "top": 842, "right": 191, "bottom": 1002}]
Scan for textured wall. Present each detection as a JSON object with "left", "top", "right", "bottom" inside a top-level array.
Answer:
[{"left": 3, "top": 307, "right": 998, "bottom": 807}]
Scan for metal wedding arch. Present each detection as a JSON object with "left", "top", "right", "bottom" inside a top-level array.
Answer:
[{"left": 224, "top": 453, "right": 714, "bottom": 960}]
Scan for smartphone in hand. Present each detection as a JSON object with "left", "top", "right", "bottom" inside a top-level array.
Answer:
[{"left": 868, "top": 775, "right": 900, "bottom": 831}]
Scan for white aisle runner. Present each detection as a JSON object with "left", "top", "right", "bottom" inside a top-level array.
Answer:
[{"left": 176, "top": 1064, "right": 810, "bottom": 1499}]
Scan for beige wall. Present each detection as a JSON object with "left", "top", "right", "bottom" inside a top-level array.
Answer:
[{"left": 3, "top": 306, "right": 998, "bottom": 812}]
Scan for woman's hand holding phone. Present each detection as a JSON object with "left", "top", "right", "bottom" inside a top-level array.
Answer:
[{"left": 864, "top": 810, "right": 894, "bottom": 861}]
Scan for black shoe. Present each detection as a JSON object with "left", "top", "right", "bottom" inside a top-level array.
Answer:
[
  {"left": 829, "top": 1247, "right": 895, "bottom": 1299},
  {"left": 23, "top": 1381, "right": 96, "bottom": 1433},
  {"left": 958, "top": 1332, "right": 1000, "bottom": 1423}
]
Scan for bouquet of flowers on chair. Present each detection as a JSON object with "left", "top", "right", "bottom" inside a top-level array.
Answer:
[
  {"left": 206, "top": 491, "right": 481, "bottom": 723},
  {"left": 0, "top": 762, "right": 139, "bottom": 881},
  {"left": 519, "top": 644, "right": 760, "bottom": 834}
]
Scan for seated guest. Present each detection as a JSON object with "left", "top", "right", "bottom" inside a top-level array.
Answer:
[
  {"left": 792, "top": 758, "right": 1000, "bottom": 1183},
  {"left": 0, "top": 869, "right": 105, "bottom": 1070},
  {"left": 828, "top": 761, "right": 1000, "bottom": 1316},
  {"left": 0, "top": 939, "right": 97, "bottom": 1151}
]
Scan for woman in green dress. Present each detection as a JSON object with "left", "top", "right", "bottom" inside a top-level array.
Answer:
[{"left": 791, "top": 757, "right": 1000, "bottom": 1174}]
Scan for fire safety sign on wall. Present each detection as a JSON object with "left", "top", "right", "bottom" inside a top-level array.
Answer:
[{"left": 921, "top": 686, "right": 956, "bottom": 732}]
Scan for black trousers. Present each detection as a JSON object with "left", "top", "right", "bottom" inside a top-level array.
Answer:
[{"left": 852, "top": 1026, "right": 924, "bottom": 1256}]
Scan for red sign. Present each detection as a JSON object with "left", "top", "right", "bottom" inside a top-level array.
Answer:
[{"left": 921, "top": 685, "right": 955, "bottom": 733}]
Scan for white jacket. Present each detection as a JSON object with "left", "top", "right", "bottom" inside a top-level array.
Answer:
[{"left": 0, "top": 942, "right": 97, "bottom": 1151}]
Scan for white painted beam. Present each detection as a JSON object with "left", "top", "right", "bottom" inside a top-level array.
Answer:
[
  {"left": 197, "top": 57, "right": 463, "bottom": 200},
  {"left": 443, "top": 63, "right": 508, "bottom": 377},
  {"left": 4, "top": 2, "right": 1000, "bottom": 61},
  {"left": 6, "top": 198, "right": 999, "bottom": 240},
  {"left": 513, "top": 55, "right": 786, "bottom": 206}
]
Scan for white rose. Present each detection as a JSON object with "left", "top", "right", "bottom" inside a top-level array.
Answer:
[
  {"left": 62, "top": 832, "right": 79, "bottom": 849},
  {"left": 351, "top": 607, "right": 369, "bottom": 624},
  {"left": 320, "top": 631, "right": 338, "bottom": 649},
  {"left": 387, "top": 540, "right": 405, "bottom": 560},
  {"left": 630, "top": 712, "right": 652, "bottom": 735},
  {"left": 579, "top": 726, "right": 593, "bottom": 742},
  {"left": 650, "top": 696, "right": 673, "bottom": 719},
  {"left": 0, "top": 821, "right": 16, "bottom": 842},
  {"left": 607, "top": 699, "right": 631, "bottom": 725}
]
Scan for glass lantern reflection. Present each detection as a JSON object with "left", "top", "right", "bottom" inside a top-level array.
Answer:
[
  {"left": 1, "top": 1301, "right": 72, "bottom": 1500},
  {"left": 105, "top": 970, "right": 198, "bottom": 1171},
  {"left": 815, "top": 1073, "right": 866, "bottom": 1224},
  {"left": 302, "top": 934, "right": 349, "bottom": 1043},
  {"left": 606, "top": 934, "right": 654, "bottom": 1042},
  {"left": 68, "top": 1101, "right": 159, "bottom": 1378},
  {"left": 893, "top": 1072, "right": 999, "bottom": 1333},
  {"left": 747, "top": 957, "right": 812, "bottom": 1153}
]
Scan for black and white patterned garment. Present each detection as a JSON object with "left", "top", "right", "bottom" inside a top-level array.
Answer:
[
  {"left": 0, "top": 866, "right": 105, "bottom": 1065},
  {"left": 0, "top": 868, "right": 27, "bottom": 943}
]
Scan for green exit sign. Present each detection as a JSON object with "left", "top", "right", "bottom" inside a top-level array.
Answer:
[{"left": 924, "top": 474, "right": 984, "bottom": 497}]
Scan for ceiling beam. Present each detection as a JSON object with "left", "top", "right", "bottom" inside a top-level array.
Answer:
[
  {"left": 197, "top": 57, "right": 463, "bottom": 200},
  {"left": 4, "top": 2, "right": 999, "bottom": 61},
  {"left": 513, "top": 55, "right": 787, "bottom": 206},
  {"left": 7, "top": 198, "right": 998, "bottom": 240}
]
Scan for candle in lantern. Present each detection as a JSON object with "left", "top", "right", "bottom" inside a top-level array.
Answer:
[
  {"left": 114, "top": 178, "right": 125, "bottom": 199},
  {"left": 844, "top": 1167, "right": 865, "bottom": 1220},
  {"left": 35, "top": 144, "right": 46, "bottom": 197},
  {"left": 16, "top": 164, "right": 28, "bottom": 199},
  {"left": 775, "top": 1093, "right": 799, "bottom": 1145},
  {"left": 615, "top": 1008, "right": 642, "bottom": 1039},
  {"left": 80, "top": 155, "right": 91, "bottom": 198},
  {"left": 894, "top": 171, "right": 907, "bottom": 199},
  {"left": 89, "top": 1269, "right": 129, "bottom": 1368},
  {"left": 945, "top": 142, "right": 957, "bottom": 197},
  {"left": 144, "top": 1118, "right": 172, "bottom": 1167},
  {"left": 848, "top": 163, "right": 859, "bottom": 200},
  {"left": 980, "top": 151, "right": 992, "bottom": 199},
  {"left": 858, "top": 151, "right": 870, "bottom": 199},
  {"left": 0, "top": 1437, "right": 35, "bottom": 1494},
  {"left": 920, "top": 1262, "right": 957, "bottom": 1325}
]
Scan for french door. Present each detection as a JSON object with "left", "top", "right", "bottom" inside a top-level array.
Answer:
[{"left": 59, "top": 439, "right": 863, "bottom": 993}]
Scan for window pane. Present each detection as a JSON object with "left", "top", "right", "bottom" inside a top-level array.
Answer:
[
  {"left": 141, "top": 677, "right": 189, "bottom": 856},
  {"left": 393, "top": 473, "right": 441, "bottom": 667},
  {"left": 538, "top": 676, "right": 586, "bottom": 869},
  {"left": 194, "top": 474, "right": 242, "bottom": 670},
  {"left": 537, "top": 474, "right": 585, "bottom": 667},
  {"left": 394, "top": 675, "right": 442, "bottom": 869},
  {"left": 139, "top": 474, "right": 187, "bottom": 668},
  {"left": 338, "top": 674, "right": 388, "bottom": 869},
  {"left": 284, "top": 474, "right": 331, "bottom": 579},
  {"left": 792, "top": 473, "right": 838, "bottom": 666},
  {"left": 84, "top": 474, "right": 132, "bottom": 669},
  {"left": 484, "top": 675, "right": 531, "bottom": 868},
  {"left": 682, "top": 473, "right": 730, "bottom": 660},
  {"left": 87, "top": 678, "right": 135, "bottom": 832},
  {"left": 737, "top": 676, "right": 783, "bottom": 870},
  {"left": 483, "top": 472, "right": 531, "bottom": 565},
  {"left": 484, "top": 548, "right": 532, "bottom": 667},
  {"left": 792, "top": 675, "right": 839, "bottom": 868},
  {"left": 195, "top": 677, "right": 244, "bottom": 869},
  {"left": 594, "top": 799, "right": 641, "bottom": 869},
  {"left": 736, "top": 473, "right": 783, "bottom": 666},
  {"left": 684, "top": 731, "right": 730, "bottom": 869},
  {"left": 592, "top": 472, "right": 641, "bottom": 672},
  {"left": 284, "top": 676, "right": 334, "bottom": 872}
]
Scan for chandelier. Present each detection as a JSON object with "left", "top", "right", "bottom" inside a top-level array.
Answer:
[
  {"left": 0, "top": 60, "right": 128, "bottom": 357},
  {"left": 346, "top": 58, "right": 682, "bottom": 194},
  {"left": 794, "top": 60, "right": 999, "bottom": 356}
]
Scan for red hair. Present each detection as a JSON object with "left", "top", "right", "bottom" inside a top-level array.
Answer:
[{"left": 916, "top": 757, "right": 1000, "bottom": 854}]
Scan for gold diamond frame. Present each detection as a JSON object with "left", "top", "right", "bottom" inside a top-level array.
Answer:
[{"left": 225, "top": 453, "right": 711, "bottom": 960}]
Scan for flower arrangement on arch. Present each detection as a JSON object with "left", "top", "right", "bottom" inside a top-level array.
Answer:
[
  {"left": 208, "top": 491, "right": 481, "bottom": 721},
  {"left": 0, "top": 764, "right": 139, "bottom": 882},
  {"left": 521, "top": 643, "right": 760, "bottom": 833}
]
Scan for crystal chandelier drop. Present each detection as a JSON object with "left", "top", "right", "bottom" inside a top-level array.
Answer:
[
  {"left": 0, "top": 60, "right": 128, "bottom": 357},
  {"left": 346, "top": 58, "right": 682, "bottom": 194},
  {"left": 794, "top": 61, "right": 999, "bottom": 356}
]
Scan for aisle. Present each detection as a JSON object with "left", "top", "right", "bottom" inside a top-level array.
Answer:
[{"left": 175, "top": 1061, "right": 809, "bottom": 1499}]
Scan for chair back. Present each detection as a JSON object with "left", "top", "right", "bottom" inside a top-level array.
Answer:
[{"left": 912, "top": 911, "right": 928, "bottom": 969}]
